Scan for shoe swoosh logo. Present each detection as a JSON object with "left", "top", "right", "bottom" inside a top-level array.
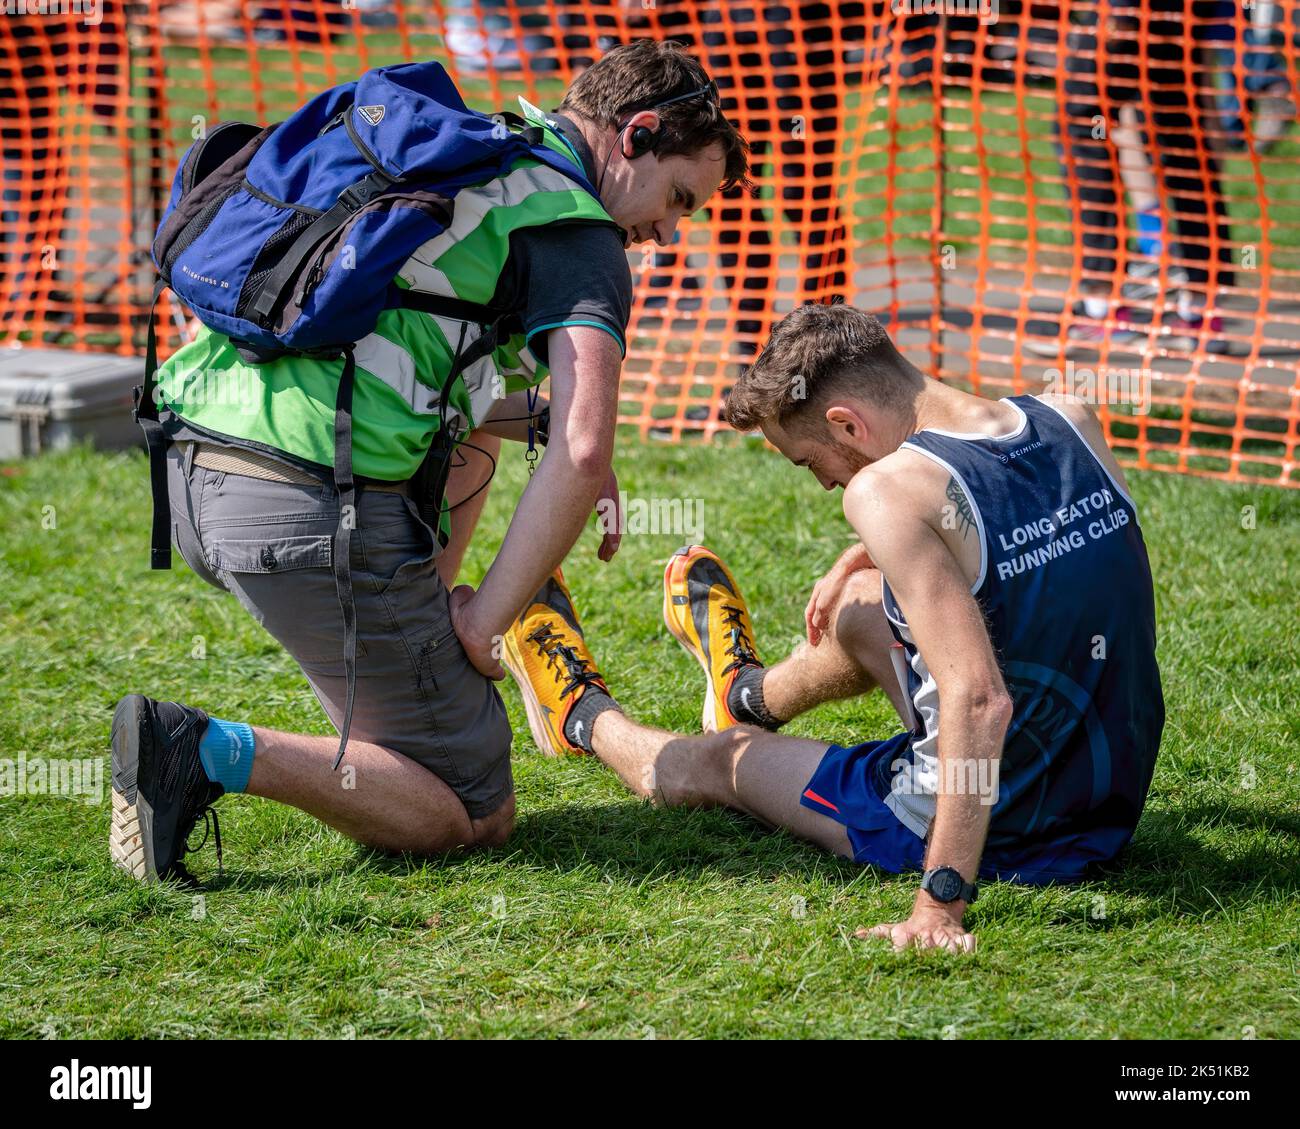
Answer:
[
  {"left": 539, "top": 703, "right": 559, "bottom": 747},
  {"left": 686, "top": 557, "right": 735, "bottom": 670}
]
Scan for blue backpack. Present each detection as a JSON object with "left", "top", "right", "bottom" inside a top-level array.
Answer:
[
  {"left": 149, "top": 61, "right": 603, "bottom": 355},
  {"left": 136, "top": 62, "right": 612, "bottom": 769}
]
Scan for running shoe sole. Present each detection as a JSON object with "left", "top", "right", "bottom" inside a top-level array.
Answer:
[
  {"left": 663, "top": 545, "right": 734, "bottom": 734},
  {"left": 109, "top": 694, "right": 153, "bottom": 881}
]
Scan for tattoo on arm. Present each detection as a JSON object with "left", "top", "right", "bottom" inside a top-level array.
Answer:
[{"left": 946, "top": 476, "right": 975, "bottom": 539}]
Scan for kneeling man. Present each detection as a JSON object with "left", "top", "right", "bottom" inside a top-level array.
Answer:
[{"left": 503, "top": 302, "right": 1165, "bottom": 953}]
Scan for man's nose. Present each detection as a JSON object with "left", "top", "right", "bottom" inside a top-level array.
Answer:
[{"left": 654, "top": 216, "right": 680, "bottom": 246}]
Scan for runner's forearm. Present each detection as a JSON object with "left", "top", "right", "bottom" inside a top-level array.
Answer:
[
  {"left": 920, "top": 690, "right": 1011, "bottom": 906},
  {"left": 470, "top": 440, "right": 608, "bottom": 640}
]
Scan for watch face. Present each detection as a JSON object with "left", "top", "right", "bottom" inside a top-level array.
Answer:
[{"left": 933, "top": 869, "right": 962, "bottom": 902}]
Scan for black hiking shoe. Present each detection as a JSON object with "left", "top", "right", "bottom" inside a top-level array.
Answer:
[{"left": 110, "top": 694, "right": 225, "bottom": 885}]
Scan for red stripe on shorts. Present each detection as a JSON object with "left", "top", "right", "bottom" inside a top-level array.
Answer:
[{"left": 803, "top": 788, "right": 840, "bottom": 813}]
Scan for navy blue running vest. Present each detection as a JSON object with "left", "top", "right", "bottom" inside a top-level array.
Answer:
[{"left": 880, "top": 395, "right": 1164, "bottom": 875}]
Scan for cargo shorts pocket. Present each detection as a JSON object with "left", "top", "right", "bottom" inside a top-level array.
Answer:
[
  {"left": 358, "top": 495, "right": 440, "bottom": 599},
  {"left": 409, "top": 619, "right": 468, "bottom": 688},
  {"left": 209, "top": 534, "right": 332, "bottom": 575},
  {"left": 209, "top": 534, "right": 366, "bottom": 666}
]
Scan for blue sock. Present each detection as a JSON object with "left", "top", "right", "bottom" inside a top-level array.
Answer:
[{"left": 198, "top": 717, "right": 255, "bottom": 793}]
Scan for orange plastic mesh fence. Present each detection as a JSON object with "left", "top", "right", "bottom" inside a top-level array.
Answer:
[{"left": 2, "top": 1, "right": 1297, "bottom": 485}]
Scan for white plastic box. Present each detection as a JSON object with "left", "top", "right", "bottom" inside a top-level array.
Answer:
[{"left": 0, "top": 348, "right": 144, "bottom": 460}]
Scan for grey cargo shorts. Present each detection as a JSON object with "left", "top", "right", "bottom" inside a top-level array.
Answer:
[{"left": 166, "top": 442, "right": 514, "bottom": 819}]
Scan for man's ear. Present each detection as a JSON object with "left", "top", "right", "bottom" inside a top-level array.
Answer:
[
  {"left": 623, "top": 110, "right": 661, "bottom": 158},
  {"left": 825, "top": 403, "right": 867, "bottom": 442}
]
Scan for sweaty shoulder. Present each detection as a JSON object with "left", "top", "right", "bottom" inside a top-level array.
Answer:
[
  {"left": 845, "top": 448, "right": 983, "bottom": 587},
  {"left": 1034, "top": 392, "right": 1132, "bottom": 496},
  {"left": 843, "top": 450, "right": 946, "bottom": 531}
]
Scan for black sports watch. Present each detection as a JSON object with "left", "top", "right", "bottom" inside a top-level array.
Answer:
[{"left": 920, "top": 866, "right": 978, "bottom": 905}]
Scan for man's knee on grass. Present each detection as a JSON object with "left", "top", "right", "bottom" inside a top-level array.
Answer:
[
  {"left": 470, "top": 794, "right": 516, "bottom": 850},
  {"left": 400, "top": 794, "right": 515, "bottom": 855},
  {"left": 644, "top": 726, "right": 767, "bottom": 810},
  {"left": 357, "top": 793, "right": 515, "bottom": 856}
]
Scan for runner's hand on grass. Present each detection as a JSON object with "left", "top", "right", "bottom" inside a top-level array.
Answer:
[
  {"left": 858, "top": 902, "right": 977, "bottom": 954},
  {"left": 805, "top": 541, "right": 876, "bottom": 646}
]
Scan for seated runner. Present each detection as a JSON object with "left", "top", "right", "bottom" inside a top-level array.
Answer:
[{"left": 503, "top": 301, "right": 1165, "bottom": 953}]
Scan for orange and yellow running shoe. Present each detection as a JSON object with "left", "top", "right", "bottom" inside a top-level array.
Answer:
[
  {"left": 662, "top": 545, "right": 763, "bottom": 733},
  {"left": 502, "top": 568, "right": 612, "bottom": 756}
]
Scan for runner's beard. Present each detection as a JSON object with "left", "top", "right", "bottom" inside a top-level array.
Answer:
[{"left": 826, "top": 434, "right": 873, "bottom": 476}]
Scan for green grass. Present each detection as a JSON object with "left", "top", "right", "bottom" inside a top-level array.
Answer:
[{"left": 1, "top": 439, "right": 1298, "bottom": 1038}]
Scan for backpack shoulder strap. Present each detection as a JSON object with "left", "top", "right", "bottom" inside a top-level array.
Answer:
[
  {"left": 395, "top": 290, "right": 511, "bottom": 327},
  {"left": 247, "top": 109, "right": 402, "bottom": 324},
  {"left": 134, "top": 278, "right": 173, "bottom": 571}
]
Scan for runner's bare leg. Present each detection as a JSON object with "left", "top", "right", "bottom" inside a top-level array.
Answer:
[{"left": 759, "top": 568, "right": 909, "bottom": 723}]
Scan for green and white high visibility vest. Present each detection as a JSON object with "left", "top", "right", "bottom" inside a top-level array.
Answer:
[{"left": 156, "top": 109, "right": 621, "bottom": 493}]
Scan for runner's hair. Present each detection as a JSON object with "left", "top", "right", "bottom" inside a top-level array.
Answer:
[{"left": 725, "top": 302, "right": 924, "bottom": 434}]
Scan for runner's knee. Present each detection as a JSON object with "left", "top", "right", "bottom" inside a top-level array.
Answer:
[
  {"left": 833, "top": 566, "right": 883, "bottom": 614},
  {"left": 828, "top": 568, "right": 890, "bottom": 651}
]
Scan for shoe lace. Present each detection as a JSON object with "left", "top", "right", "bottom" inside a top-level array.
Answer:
[
  {"left": 182, "top": 806, "right": 222, "bottom": 877},
  {"left": 526, "top": 621, "right": 604, "bottom": 701},
  {"left": 720, "top": 604, "right": 760, "bottom": 677},
  {"left": 175, "top": 759, "right": 223, "bottom": 882}
]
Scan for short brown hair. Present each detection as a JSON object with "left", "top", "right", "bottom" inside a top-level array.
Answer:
[
  {"left": 725, "top": 303, "right": 924, "bottom": 433},
  {"left": 560, "top": 39, "right": 751, "bottom": 195}
]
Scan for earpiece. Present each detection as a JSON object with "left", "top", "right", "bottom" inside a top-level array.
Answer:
[
  {"left": 597, "top": 80, "right": 719, "bottom": 193},
  {"left": 628, "top": 124, "right": 659, "bottom": 157}
]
